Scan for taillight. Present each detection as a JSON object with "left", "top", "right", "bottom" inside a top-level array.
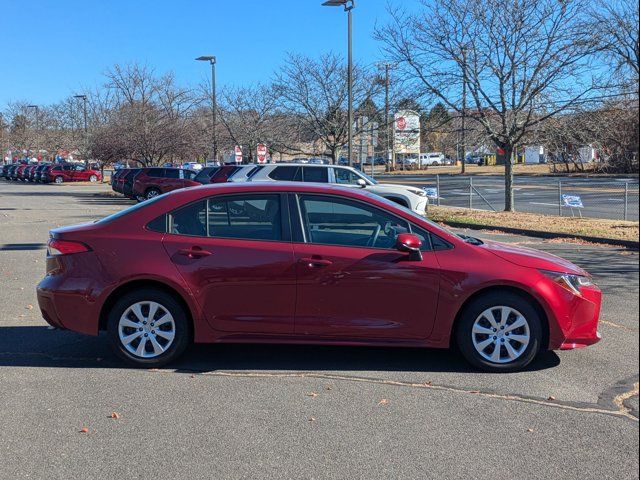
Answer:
[{"left": 47, "top": 239, "right": 91, "bottom": 256}]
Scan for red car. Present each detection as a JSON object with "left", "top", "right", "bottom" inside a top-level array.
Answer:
[
  {"left": 36, "top": 183, "right": 601, "bottom": 371},
  {"left": 43, "top": 164, "right": 102, "bottom": 183},
  {"left": 132, "top": 167, "right": 199, "bottom": 201}
]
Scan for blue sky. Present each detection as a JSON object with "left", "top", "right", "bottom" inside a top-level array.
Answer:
[{"left": 0, "top": 0, "right": 417, "bottom": 106}]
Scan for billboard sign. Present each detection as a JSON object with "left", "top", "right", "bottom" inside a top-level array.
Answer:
[{"left": 394, "top": 110, "right": 420, "bottom": 155}]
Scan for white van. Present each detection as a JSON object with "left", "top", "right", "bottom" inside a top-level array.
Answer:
[{"left": 419, "top": 152, "right": 445, "bottom": 166}]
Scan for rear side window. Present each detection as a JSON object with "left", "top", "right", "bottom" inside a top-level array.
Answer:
[
  {"left": 146, "top": 168, "right": 164, "bottom": 178},
  {"left": 268, "top": 166, "right": 301, "bottom": 181},
  {"left": 302, "top": 167, "right": 328, "bottom": 183},
  {"left": 194, "top": 168, "right": 219, "bottom": 183},
  {"left": 208, "top": 194, "right": 282, "bottom": 241},
  {"left": 164, "top": 169, "right": 180, "bottom": 179},
  {"left": 166, "top": 194, "right": 283, "bottom": 241}
]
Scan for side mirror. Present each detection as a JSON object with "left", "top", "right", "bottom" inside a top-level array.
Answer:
[
  {"left": 356, "top": 178, "right": 367, "bottom": 188},
  {"left": 395, "top": 233, "right": 423, "bottom": 261}
]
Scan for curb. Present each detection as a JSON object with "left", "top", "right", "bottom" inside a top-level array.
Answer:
[{"left": 440, "top": 221, "right": 640, "bottom": 250}]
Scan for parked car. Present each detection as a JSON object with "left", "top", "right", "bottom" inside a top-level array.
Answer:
[
  {"left": 1, "top": 164, "right": 11, "bottom": 180},
  {"left": 42, "top": 164, "right": 102, "bottom": 184},
  {"left": 466, "top": 154, "right": 484, "bottom": 165},
  {"left": 249, "top": 164, "right": 429, "bottom": 214},
  {"left": 6, "top": 164, "right": 19, "bottom": 180},
  {"left": 363, "top": 156, "right": 387, "bottom": 166},
  {"left": 121, "top": 169, "right": 142, "bottom": 199},
  {"left": 182, "top": 162, "right": 203, "bottom": 171},
  {"left": 419, "top": 152, "right": 446, "bottom": 166},
  {"left": 227, "top": 165, "right": 264, "bottom": 183},
  {"left": 31, "top": 164, "right": 50, "bottom": 182},
  {"left": 132, "top": 167, "right": 199, "bottom": 201},
  {"left": 14, "top": 164, "right": 29, "bottom": 181},
  {"left": 37, "top": 182, "right": 602, "bottom": 371}
]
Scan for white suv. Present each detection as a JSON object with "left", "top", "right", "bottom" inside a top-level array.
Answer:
[
  {"left": 419, "top": 152, "right": 445, "bottom": 166},
  {"left": 248, "top": 164, "right": 428, "bottom": 214}
]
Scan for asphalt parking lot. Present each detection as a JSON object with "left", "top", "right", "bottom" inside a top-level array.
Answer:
[{"left": 0, "top": 181, "right": 638, "bottom": 479}]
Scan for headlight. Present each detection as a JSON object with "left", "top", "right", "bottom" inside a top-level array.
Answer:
[
  {"left": 540, "top": 270, "right": 594, "bottom": 296},
  {"left": 408, "top": 188, "right": 426, "bottom": 197}
]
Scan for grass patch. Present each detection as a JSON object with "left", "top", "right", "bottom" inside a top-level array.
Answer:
[{"left": 427, "top": 206, "right": 639, "bottom": 243}]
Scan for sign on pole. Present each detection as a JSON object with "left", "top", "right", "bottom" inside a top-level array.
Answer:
[
  {"left": 257, "top": 144, "right": 268, "bottom": 164},
  {"left": 234, "top": 146, "right": 243, "bottom": 164},
  {"left": 561, "top": 194, "right": 583, "bottom": 208},
  {"left": 393, "top": 110, "right": 420, "bottom": 155}
]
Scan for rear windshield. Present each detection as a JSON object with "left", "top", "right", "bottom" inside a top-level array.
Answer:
[
  {"left": 194, "top": 167, "right": 220, "bottom": 183},
  {"left": 95, "top": 195, "right": 166, "bottom": 225}
]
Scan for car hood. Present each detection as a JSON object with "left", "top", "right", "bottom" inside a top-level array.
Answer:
[
  {"left": 370, "top": 183, "right": 424, "bottom": 195},
  {"left": 479, "top": 240, "right": 588, "bottom": 276}
]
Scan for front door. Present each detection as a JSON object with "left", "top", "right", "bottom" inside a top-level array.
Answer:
[
  {"left": 162, "top": 193, "right": 296, "bottom": 335},
  {"left": 292, "top": 194, "right": 440, "bottom": 340}
]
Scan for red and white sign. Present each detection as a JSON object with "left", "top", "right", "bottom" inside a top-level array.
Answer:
[
  {"left": 257, "top": 144, "right": 268, "bottom": 164},
  {"left": 234, "top": 145, "right": 243, "bottom": 164},
  {"left": 396, "top": 117, "right": 407, "bottom": 130}
]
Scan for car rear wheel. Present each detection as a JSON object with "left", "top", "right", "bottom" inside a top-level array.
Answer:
[
  {"left": 146, "top": 188, "right": 161, "bottom": 200},
  {"left": 54, "top": 176, "right": 63, "bottom": 184},
  {"left": 456, "top": 292, "right": 542, "bottom": 372},
  {"left": 89, "top": 174, "right": 98, "bottom": 182},
  {"left": 107, "top": 289, "right": 190, "bottom": 367}
]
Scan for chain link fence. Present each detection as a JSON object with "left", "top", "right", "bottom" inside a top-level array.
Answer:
[{"left": 425, "top": 175, "right": 639, "bottom": 221}]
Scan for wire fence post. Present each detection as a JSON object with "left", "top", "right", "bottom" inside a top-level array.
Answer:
[
  {"left": 624, "top": 182, "right": 628, "bottom": 221},
  {"left": 436, "top": 174, "right": 441, "bottom": 207},
  {"left": 469, "top": 176, "right": 473, "bottom": 209},
  {"left": 558, "top": 180, "right": 562, "bottom": 217}
]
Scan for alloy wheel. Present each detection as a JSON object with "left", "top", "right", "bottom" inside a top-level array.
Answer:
[
  {"left": 118, "top": 301, "right": 176, "bottom": 358},
  {"left": 471, "top": 306, "right": 530, "bottom": 364}
]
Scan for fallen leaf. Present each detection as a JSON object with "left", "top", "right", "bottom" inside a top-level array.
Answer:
[
  {"left": 325, "top": 385, "right": 333, "bottom": 391},
  {"left": 308, "top": 417, "right": 316, "bottom": 422},
  {"left": 307, "top": 392, "right": 319, "bottom": 398},
  {"left": 469, "top": 390, "right": 480, "bottom": 394},
  {"left": 26, "top": 305, "right": 33, "bottom": 310},
  {"left": 378, "top": 399, "right": 390, "bottom": 406},
  {"left": 424, "top": 381, "right": 433, "bottom": 386},
  {"left": 190, "top": 374, "right": 196, "bottom": 379},
  {"left": 527, "top": 428, "right": 535, "bottom": 433},
  {"left": 109, "top": 412, "right": 120, "bottom": 419},
  {"left": 79, "top": 427, "right": 89, "bottom": 433},
  {"left": 547, "top": 396, "right": 556, "bottom": 401}
]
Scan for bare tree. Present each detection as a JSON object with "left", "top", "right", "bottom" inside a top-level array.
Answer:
[
  {"left": 377, "top": 0, "right": 600, "bottom": 211},
  {"left": 592, "top": 0, "right": 639, "bottom": 84},
  {"left": 273, "top": 53, "right": 382, "bottom": 164}
]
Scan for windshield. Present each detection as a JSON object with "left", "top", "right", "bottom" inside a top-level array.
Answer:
[
  {"left": 95, "top": 195, "right": 165, "bottom": 224},
  {"left": 356, "top": 170, "right": 378, "bottom": 185}
]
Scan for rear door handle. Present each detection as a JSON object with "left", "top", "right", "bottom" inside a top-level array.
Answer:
[
  {"left": 299, "top": 257, "right": 333, "bottom": 267},
  {"left": 178, "top": 247, "right": 212, "bottom": 259}
]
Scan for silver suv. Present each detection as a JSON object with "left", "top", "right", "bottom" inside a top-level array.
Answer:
[{"left": 248, "top": 164, "right": 428, "bottom": 214}]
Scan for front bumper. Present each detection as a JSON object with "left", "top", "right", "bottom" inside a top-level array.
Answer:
[{"left": 546, "top": 284, "right": 602, "bottom": 350}]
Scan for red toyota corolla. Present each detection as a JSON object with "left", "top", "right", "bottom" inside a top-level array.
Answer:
[{"left": 36, "top": 183, "right": 601, "bottom": 371}]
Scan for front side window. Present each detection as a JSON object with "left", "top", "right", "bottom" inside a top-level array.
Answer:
[
  {"left": 147, "top": 168, "right": 164, "bottom": 178},
  {"left": 333, "top": 168, "right": 360, "bottom": 185},
  {"left": 298, "top": 195, "right": 409, "bottom": 249}
]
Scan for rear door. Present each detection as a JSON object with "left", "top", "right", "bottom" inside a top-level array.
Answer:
[
  {"left": 161, "top": 193, "right": 296, "bottom": 335},
  {"left": 290, "top": 193, "right": 440, "bottom": 340}
]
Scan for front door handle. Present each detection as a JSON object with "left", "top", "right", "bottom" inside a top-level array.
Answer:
[
  {"left": 178, "top": 247, "right": 212, "bottom": 259},
  {"left": 299, "top": 257, "right": 333, "bottom": 267}
]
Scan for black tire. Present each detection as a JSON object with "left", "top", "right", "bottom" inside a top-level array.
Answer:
[
  {"left": 107, "top": 288, "right": 191, "bottom": 368},
  {"left": 54, "top": 176, "right": 63, "bottom": 184},
  {"left": 456, "top": 291, "right": 543, "bottom": 372},
  {"left": 146, "top": 188, "right": 162, "bottom": 200}
]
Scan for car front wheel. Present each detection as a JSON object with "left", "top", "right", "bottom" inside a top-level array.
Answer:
[
  {"left": 89, "top": 174, "right": 98, "bottom": 182},
  {"left": 146, "top": 188, "right": 162, "bottom": 200},
  {"left": 54, "top": 176, "right": 63, "bottom": 184},
  {"left": 106, "top": 289, "right": 190, "bottom": 367},
  {"left": 456, "top": 292, "right": 542, "bottom": 372}
]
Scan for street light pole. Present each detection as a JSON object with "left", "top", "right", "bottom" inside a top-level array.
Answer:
[
  {"left": 196, "top": 56, "right": 218, "bottom": 163},
  {"left": 74, "top": 95, "right": 88, "bottom": 165},
  {"left": 27, "top": 105, "right": 39, "bottom": 159},
  {"left": 322, "top": 0, "right": 355, "bottom": 167}
]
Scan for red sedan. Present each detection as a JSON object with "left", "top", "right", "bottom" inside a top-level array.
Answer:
[{"left": 36, "top": 183, "right": 601, "bottom": 371}]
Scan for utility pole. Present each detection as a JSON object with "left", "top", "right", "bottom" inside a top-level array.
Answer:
[
  {"left": 196, "top": 56, "right": 218, "bottom": 163},
  {"left": 460, "top": 46, "right": 467, "bottom": 174},
  {"left": 27, "top": 105, "right": 39, "bottom": 159},
  {"left": 384, "top": 63, "right": 392, "bottom": 171},
  {"left": 74, "top": 95, "right": 88, "bottom": 165}
]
